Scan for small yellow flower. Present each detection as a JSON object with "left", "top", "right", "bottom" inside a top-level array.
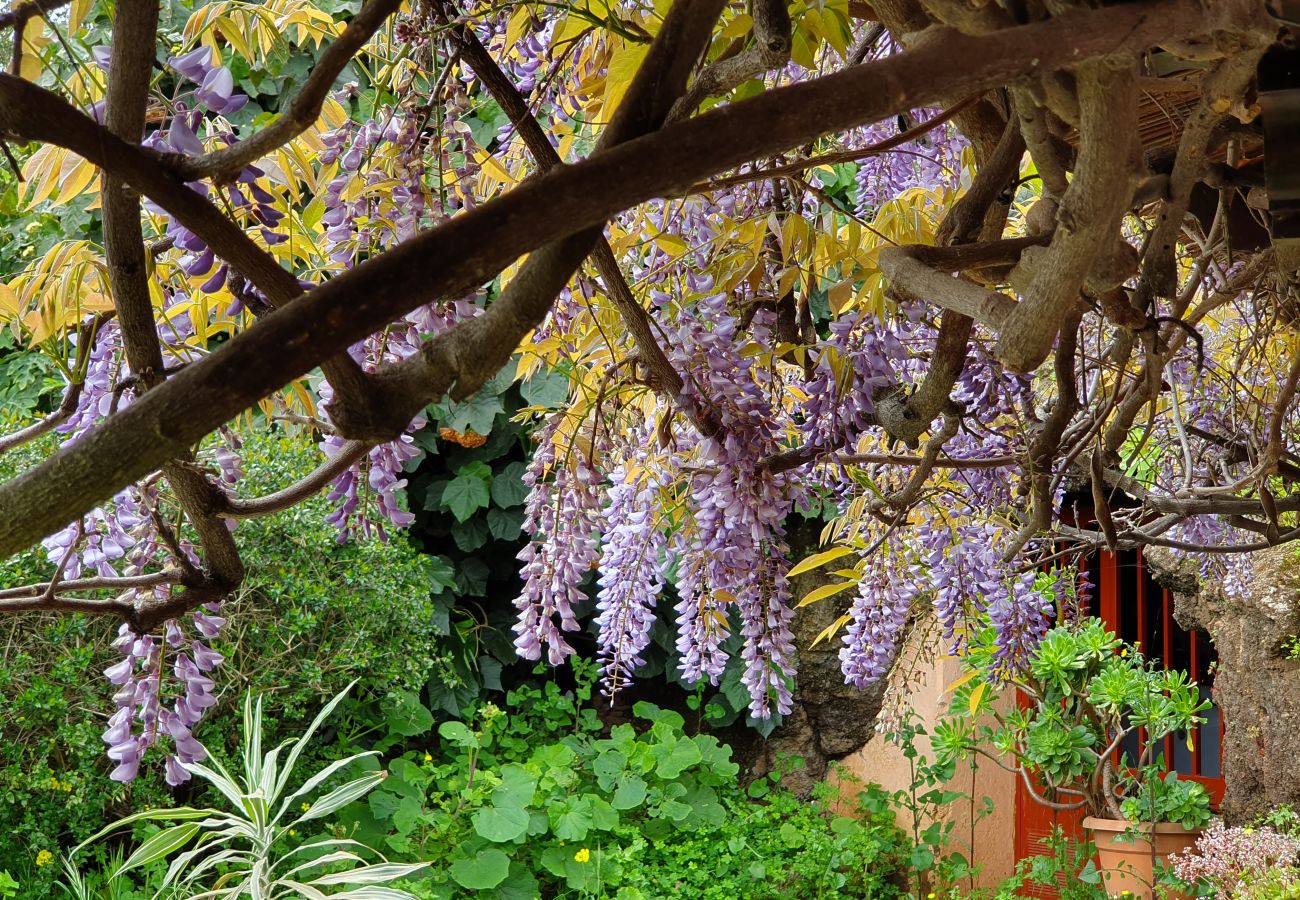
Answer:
[
  {"left": 928, "top": 894, "right": 936, "bottom": 899},
  {"left": 424, "top": 754, "right": 433, "bottom": 763},
  {"left": 35, "top": 850, "right": 54, "bottom": 867},
  {"left": 574, "top": 848, "right": 590, "bottom": 864},
  {"left": 301, "top": 802, "right": 311, "bottom": 812},
  {"left": 289, "top": 829, "right": 297, "bottom": 837}
]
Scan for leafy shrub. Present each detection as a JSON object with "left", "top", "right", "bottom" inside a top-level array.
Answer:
[
  {"left": 72, "top": 685, "right": 426, "bottom": 900},
  {"left": 335, "top": 658, "right": 910, "bottom": 899},
  {"left": 990, "top": 827, "right": 1109, "bottom": 900},
  {"left": 934, "top": 618, "right": 1212, "bottom": 829},
  {"left": 0, "top": 429, "right": 447, "bottom": 896}
]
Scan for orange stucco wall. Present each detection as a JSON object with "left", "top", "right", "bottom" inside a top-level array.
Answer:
[{"left": 833, "top": 625, "right": 1018, "bottom": 890}]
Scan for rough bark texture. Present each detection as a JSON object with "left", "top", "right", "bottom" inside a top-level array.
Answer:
[
  {"left": 725, "top": 518, "right": 885, "bottom": 795},
  {"left": 1148, "top": 546, "right": 1300, "bottom": 824}
]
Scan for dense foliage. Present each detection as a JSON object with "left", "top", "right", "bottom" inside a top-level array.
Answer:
[
  {"left": 0, "top": 428, "right": 451, "bottom": 891},
  {"left": 2, "top": 2, "right": 1298, "bottom": 895}
]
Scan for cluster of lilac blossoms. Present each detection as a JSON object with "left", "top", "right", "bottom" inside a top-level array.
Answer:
[
  {"left": 104, "top": 617, "right": 224, "bottom": 785},
  {"left": 594, "top": 462, "right": 667, "bottom": 694},
  {"left": 34, "top": 309, "right": 235, "bottom": 784},
  {"left": 513, "top": 417, "right": 606, "bottom": 665}
]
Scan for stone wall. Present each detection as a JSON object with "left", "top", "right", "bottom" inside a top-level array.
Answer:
[{"left": 1149, "top": 545, "right": 1300, "bottom": 823}]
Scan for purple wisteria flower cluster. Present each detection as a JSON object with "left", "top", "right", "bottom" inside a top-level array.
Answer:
[
  {"left": 513, "top": 419, "right": 606, "bottom": 665},
  {"left": 36, "top": 311, "right": 235, "bottom": 784}
]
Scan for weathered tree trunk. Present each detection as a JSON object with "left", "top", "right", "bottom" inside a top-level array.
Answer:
[
  {"left": 1148, "top": 546, "right": 1300, "bottom": 823},
  {"left": 724, "top": 518, "right": 886, "bottom": 795}
]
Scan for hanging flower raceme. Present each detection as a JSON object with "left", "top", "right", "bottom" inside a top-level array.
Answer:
[
  {"left": 840, "top": 544, "right": 920, "bottom": 688},
  {"left": 513, "top": 419, "right": 606, "bottom": 665},
  {"left": 593, "top": 462, "right": 666, "bottom": 696}
]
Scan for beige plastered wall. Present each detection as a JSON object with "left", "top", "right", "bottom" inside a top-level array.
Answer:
[{"left": 832, "top": 621, "right": 1018, "bottom": 890}]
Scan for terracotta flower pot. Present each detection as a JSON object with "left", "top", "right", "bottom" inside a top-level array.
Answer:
[{"left": 1082, "top": 816, "right": 1201, "bottom": 899}]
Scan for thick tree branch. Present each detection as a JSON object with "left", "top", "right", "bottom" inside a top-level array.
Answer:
[
  {"left": 0, "top": 0, "right": 1255, "bottom": 559},
  {"left": 994, "top": 60, "right": 1139, "bottom": 373},
  {"left": 878, "top": 244, "right": 1020, "bottom": 330},
  {"left": 101, "top": 1, "right": 245, "bottom": 632},
  {"left": 666, "top": 0, "right": 791, "bottom": 123}
]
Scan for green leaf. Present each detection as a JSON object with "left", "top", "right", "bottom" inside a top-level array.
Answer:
[
  {"left": 611, "top": 776, "right": 647, "bottom": 810},
  {"left": 487, "top": 507, "right": 524, "bottom": 541},
  {"left": 908, "top": 846, "right": 935, "bottom": 871},
  {"left": 550, "top": 798, "right": 594, "bottom": 841},
  {"left": 425, "top": 556, "right": 458, "bottom": 595},
  {"left": 495, "top": 867, "right": 541, "bottom": 900},
  {"left": 653, "top": 738, "right": 702, "bottom": 778},
  {"left": 494, "top": 765, "right": 538, "bottom": 808},
  {"left": 452, "top": 517, "right": 490, "bottom": 552},
  {"left": 442, "top": 473, "right": 491, "bottom": 523},
  {"left": 438, "top": 720, "right": 479, "bottom": 749},
  {"left": 382, "top": 691, "right": 434, "bottom": 737},
  {"left": 113, "top": 822, "right": 200, "bottom": 876},
  {"left": 472, "top": 805, "right": 529, "bottom": 842},
  {"left": 779, "top": 823, "right": 805, "bottom": 849},
  {"left": 449, "top": 849, "right": 511, "bottom": 890},
  {"left": 438, "top": 391, "right": 505, "bottom": 436},
  {"left": 490, "top": 462, "right": 528, "bottom": 508},
  {"left": 520, "top": 368, "right": 569, "bottom": 407}
]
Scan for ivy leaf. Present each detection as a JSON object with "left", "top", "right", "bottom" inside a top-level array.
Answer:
[
  {"left": 438, "top": 391, "right": 504, "bottom": 436},
  {"left": 455, "top": 556, "right": 490, "bottom": 597},
  {"left": 452, "top": 517, "right": 489, "bottom": 552},
  {"left": 449, "top": 849, "right": 510, "bottom": 890},
  {"left": 424, "top": 556, "right": 457, "bottom": 595},
  {"left": 520, "top": 368, "right": 570, "bottom": 407},
  {"left": 491, "top": 462, "right": 529, "bottom": 508},
  {"left": 442, "top": 473, "right": 490, "bottom": 523},
  {"left": 487, "top": 507, "right": 523, "bottom": 541}
]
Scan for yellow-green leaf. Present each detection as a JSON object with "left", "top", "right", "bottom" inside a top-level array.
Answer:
[
  {"left": 796, "top": 580, "right": 856, "bottom": 608},
  {"left": 944, "top": 669, "right": 979, "bottom": 695},
  {"left": 787, "top": 546, "right": 855, "bottom": 578},
  {"left": 811, "top": 614, "right": 852, "bottom": 648}
]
